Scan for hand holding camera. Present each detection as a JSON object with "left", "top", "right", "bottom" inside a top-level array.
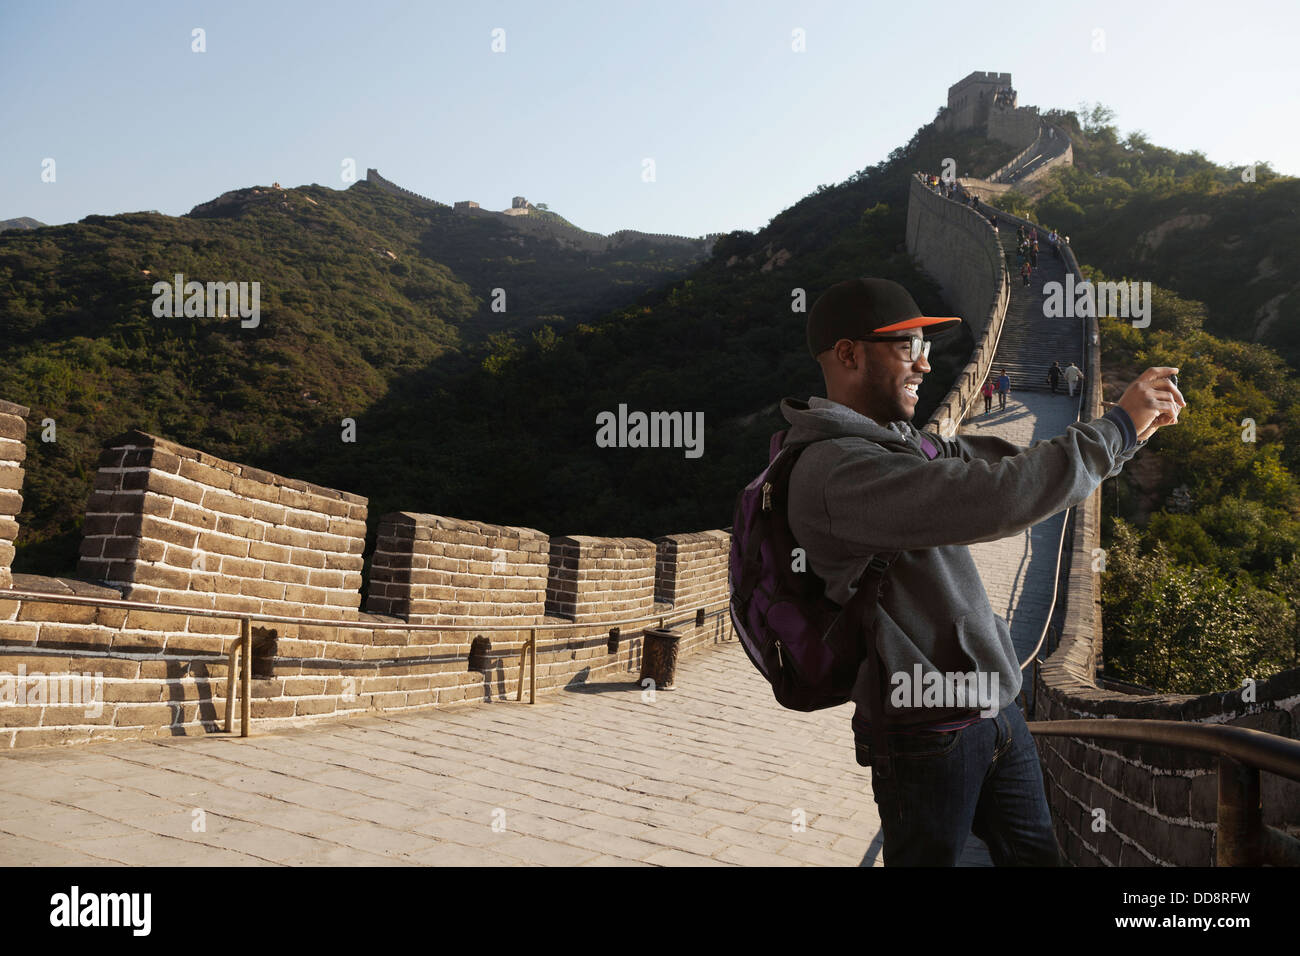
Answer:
[{"left": 1117, "top": 367, "right": 1186, "bottom": 442}]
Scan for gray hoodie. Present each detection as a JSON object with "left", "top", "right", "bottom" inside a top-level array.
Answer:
[{"left": 781, "top": 395, "right": 1144, "bottom": 729}]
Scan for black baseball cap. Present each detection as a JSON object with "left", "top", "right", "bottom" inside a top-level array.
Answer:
[{"left": 807, "top": 278, "right": 961, "bottom": 358}]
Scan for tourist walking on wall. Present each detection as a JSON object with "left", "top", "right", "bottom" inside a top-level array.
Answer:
[
  {"left": 982, "top": 378, "right": 995, "bottom": 415},
  {"left": 779, "top": 276, "right": 1186, "bottom": 865},
  {"left": 1064, "top": 362, "right": 1083, "bottom": 397},
  {"left": 1048, "top": 361, "right": 1062, "bottom": 394},
  {"left": 1020, "top": 260, "right": 1032, "bottom": 287},
  {"left": 997, "top": 368, "right": 1010, "bottom": 410}
]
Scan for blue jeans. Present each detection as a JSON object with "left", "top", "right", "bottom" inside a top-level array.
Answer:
[{"left": 866, "top": 704, "right": 1061, "bottom": 866}]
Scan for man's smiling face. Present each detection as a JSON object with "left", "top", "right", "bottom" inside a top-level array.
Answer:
[{"left": 825, "top": 332, "right": 931, "bottom": 425}]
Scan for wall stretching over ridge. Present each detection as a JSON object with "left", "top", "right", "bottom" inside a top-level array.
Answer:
[
  {"left": 365, "top": 168, "right": 450, "bottom": 208},
  {"left": 1018, "top": 229, "right": 1300, "bottom": 866},
  {"left": 906, "top": 176, "right": 1011, "bottom": 435},
  {"left": 987, "top": 104, "right": 1043, "bottom": 150},
  {"left": 0, "top": 421, "right": 733, "bottom": 749},
  {"left": 913, "top": 176, "right": 1299, "bottom": 863},
  {"left": 365, "top": 167, "right": 713, "bottom": 256}
]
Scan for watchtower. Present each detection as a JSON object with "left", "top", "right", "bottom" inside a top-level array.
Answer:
[{"left": 945, "top": 71, "right": 1014, "bottom": 131}]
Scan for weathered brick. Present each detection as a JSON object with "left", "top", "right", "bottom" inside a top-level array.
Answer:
[
  {"left": 293, "top": 696, "right": 338, "bottom": 716},
  {"left": 1152, "top": 774, "right": 1190, "bottom": 818},
  {"left": 144, "top": 470, "right": 204, "bottom": 504},
  {"left": 0, "top": 465, "right": 24, "bottom": 491},
  {"left": 36, "top": 623, "right": 113, "bottom": 650},
  {"left": 220, "top": 556, "right": 265, "bottom": 579},
  {"left": 129, "top": 563, "right": 192, "bottom": 589},
  {"left": 139, "top": 516, "right": 200, "bottom": 549},
  {"left": 289, "top": 548, "right": 326, "bottom": 570},
  {"left": 239, "top": 578, "right": 285, "bottom": 601},
  {"left": 198, "top": 531, "right": 250, "bottom": 558},
  {"left": 19, "top": 601, "right": 98, "bottom": 625},
  {"left": 171, "top": 500, "right": 218, "bottom": 530},
  {"left": 0, "top": 489, "right": 24, "bottom": 515},
  {"left": 249, "top": 541, "right": 292, "bottom": 564},
  {"left": 0, "top": 416, "right": 26, "bottom": 442},
  {"left": 179, "top": 457, "right": 233, "bottom": 490},
  {"left": 264, "top": 563, "right": 309, "bottom": 585}
]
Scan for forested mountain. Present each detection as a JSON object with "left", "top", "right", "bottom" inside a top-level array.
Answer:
[
  {"left": 0, "top": 178, "right": 713, "bottom": 570},
  {"left": 1, "top": 127, "right": 1022, "bottom": 573}
]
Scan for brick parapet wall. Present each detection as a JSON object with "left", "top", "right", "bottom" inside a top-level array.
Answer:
[
  {"left": 986, "top": 104, "right": 1043, "bottom": 151},
  {"left": 0, "top": 400, "right": 30, "bottom": 590},
  {"left": 654, "top": 531, "right": 730, "bottom": 609},
  {"left": 0, "top": 411, "right": 734, "bottom": 748},
  {"left": 0, "top": 572, "right": 732, "bottom": 749},
  {"left": 366, "top": 512, "right": 549, "bottom": 625},
  {"left": 1032, "top": 314, "right": 1300, "bottom": 865},
  {"left": 76, "top": 430, "right": 367, "bottom": 627},
  {"left": 545, "top": 535, "right": 657, "bottom": 623},
  {"left": 365, "top": 168, "right": 450, "bottom": 208}
]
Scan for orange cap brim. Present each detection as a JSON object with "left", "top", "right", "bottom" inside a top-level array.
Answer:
[{"left": 873, "top": 315, "right": 962, "bottom": 333}]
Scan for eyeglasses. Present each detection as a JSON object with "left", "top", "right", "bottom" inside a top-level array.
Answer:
[{"left": 856, "top": 334, "right": 931, "bottom": 362}]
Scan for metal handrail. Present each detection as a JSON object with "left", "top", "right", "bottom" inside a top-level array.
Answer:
[
  {"left": 1027, "top": 718, "right": 1300, "bottom": 866},
  {"left": 2, "top": 585, "right": 731, "bottom": 733},
  {"left": 0, "top": 586, "right": 725, "bottom": 633}
]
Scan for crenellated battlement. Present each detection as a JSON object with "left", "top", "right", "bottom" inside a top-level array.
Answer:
[
  {"left": 367, "top": 512, "right": 549, "bottom": 625},
  {"left": 0, "top": 410, "right": 733, "bottom": 748}
]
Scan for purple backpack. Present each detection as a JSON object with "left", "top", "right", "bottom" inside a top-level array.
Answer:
[{"left": 728, "top": 427, "right": 940, "bottom": 768}]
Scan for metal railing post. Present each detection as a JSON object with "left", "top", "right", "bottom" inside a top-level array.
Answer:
[
  {"left": 515, "top": 633, "right": 528, "bottom": 702},
  {"left": 223, "top": 640, "right": 241, "bottom": 733},
  {"left": 1216, "top": 756, "right": 1262, "bottom": 866},
  {"left": 240, "top": 617, "right": 252, "bottom": 738},
  {"left": 529, "top": 627, "right": 537, "bottom": 705}
]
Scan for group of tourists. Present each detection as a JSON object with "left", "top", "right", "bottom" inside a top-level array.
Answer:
[
  {"left": 980, "top": 369, "right": 1012, "bottom": 415},
  {"left": 918, "top": 171, "right": 985, "bottom": 212},
  {"left": 1014, "top": 224, "right": 1038, "bottom": 287},
  {"left": 1047, "top": 361, "right": 1085, "bottom": 396},
  {"left": 980, "top": 362, "right": 1086, "bottom": 416}
]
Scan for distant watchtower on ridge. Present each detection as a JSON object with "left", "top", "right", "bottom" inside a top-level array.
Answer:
[{"left": 943, "top": 71, "right": 1014, "bottom": 132}]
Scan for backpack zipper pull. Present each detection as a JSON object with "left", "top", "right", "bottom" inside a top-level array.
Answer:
[
  {"left": 773, "top": 637, "right": 784, "bottom": 668},
  {"left": 761, "top": 481, "right": 772, "bottom": 511}
]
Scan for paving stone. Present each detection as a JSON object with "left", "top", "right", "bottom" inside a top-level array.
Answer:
[
  {"left": 639, "top": 847, "right": 732, "bottom": 866},
  {"left": 0, "top": 640, "right": 1007, "bottom": 865}
]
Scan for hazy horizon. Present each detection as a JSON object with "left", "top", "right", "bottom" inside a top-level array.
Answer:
[{"left": 3, "top": 0, "right": 1296, "bottom": 235}]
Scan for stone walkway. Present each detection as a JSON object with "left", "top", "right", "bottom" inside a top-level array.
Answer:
[
  {"left": 3, "top": 638, "right": 997, "bottom": 866},
  {"left": 963, "top": 388, "right": 1081, "bottom": 673}
]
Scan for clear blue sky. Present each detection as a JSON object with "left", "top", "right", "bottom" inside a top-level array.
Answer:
[{"left": 2, "top": 0, "right": 1296, "bottom": 236}]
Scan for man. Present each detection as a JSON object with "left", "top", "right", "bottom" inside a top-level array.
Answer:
[
  {"left": 1048, "top": 361, "right": 1062, "bottom": 394},
  {"left": 780, "top": 277, "right": 1184, "bottom": 866},
  {"left": 1064, "top": 362, "right": 1084, "bottom": 397},
  {"left": 996, "top": 368, "right": 1011, "bottom": 410}
]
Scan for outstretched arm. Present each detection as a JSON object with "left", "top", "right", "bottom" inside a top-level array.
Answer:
[{"left": 813, "top": 410, "right": 1137, "bottom": 553}]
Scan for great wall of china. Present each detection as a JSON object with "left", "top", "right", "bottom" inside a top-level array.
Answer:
[
  {"left": 365, "top": 168, "right": 721, "bottom": 255},
  {"left": 2, "top": 73, "right": 1296, "bottom": 866},
  {"left": 0, "top": 413, "right": 730, "bottom": 748},
  {"left": 908, "top": 70, "right": 1300, "bottom": 864}
]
